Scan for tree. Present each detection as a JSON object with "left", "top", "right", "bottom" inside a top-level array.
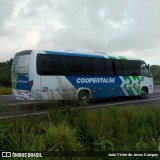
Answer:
[
  {"left": 0, "top": 59, "right": 12, "bottom": 87},
  {"left": 150, "top": 65, "right": 160, "bottom": 80}
]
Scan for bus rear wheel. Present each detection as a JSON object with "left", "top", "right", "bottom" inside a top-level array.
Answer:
[
  {"left": 139, "top": 87, "right": 148, "bottom": 99},
  {"left": 78, "top": 90, "right": 90, "bottom": 105}
]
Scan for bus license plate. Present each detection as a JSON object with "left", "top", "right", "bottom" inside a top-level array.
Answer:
[{"left": 17, "top": 91, "right": 21, "bottom": 95}]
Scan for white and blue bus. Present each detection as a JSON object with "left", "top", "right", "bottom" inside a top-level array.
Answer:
[{"left": 12, "top": 50, "right": 153, "bottom": 102}]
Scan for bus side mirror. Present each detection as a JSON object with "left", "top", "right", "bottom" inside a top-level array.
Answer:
[{"left": 147, "top": 64, "right": 150, "bottom": 69}]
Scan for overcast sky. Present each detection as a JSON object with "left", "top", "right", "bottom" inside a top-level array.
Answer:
[{"left": 0, "top": 0, "right": 160, "bottom": 65}]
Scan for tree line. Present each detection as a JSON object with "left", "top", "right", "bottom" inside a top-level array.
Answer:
[
  {"left": 0, "top": 59, "right": 13, "bottom": 87},
  {"left": 0, "top": 59, "right": 160, "bottom": 87},
  {"left": 150, "top": 65, "right": 160, "bottom": 81}
]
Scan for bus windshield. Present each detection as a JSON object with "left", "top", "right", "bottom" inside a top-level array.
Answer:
[{"left": 12, "top": 54, "right": 30, "bottom": 73}]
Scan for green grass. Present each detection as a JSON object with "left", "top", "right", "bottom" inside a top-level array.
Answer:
[
  {"left": 0, "top": 86, "right": 12, "bottom": 95},
  {"left": 154, "top": 80, "right": 160, "bottom": 85},
  {"left": 0, "top": 104, "right": 160, "bottom": 158}
]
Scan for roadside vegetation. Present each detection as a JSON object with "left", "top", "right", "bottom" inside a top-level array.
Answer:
[
  {"left": 153, "top": 80, "right": 160, "bottom": 85},
  {"left": 1, "top": 104, "right": 160, "bottom": 157},
  {"left": 0, "top": 59, "right": 12, "bottom": 87},
  {"left": 0, "top": 59, "right": 12, "bottom": 95},
  {"left": 0, "top": 86, "right": 12, "bottom": 96},
  {"left": 150, "top": 65, "right": 160, "bottom": 85}
]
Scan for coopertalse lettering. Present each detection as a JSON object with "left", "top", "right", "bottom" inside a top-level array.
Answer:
[{"left": 77, "top": 78, "right": 115, "bottom": 84}]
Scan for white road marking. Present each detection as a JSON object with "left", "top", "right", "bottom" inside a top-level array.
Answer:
[
  {"left": 89, "top": 97, "right": 160, "bottom": 108},
  {"left": 153, "top": 90, "right": 160, "bottom": 93},
  {"left": 0, "top": 94, "right": 12, "bottom": 97},
  {"left": 1, "top": 97, "right": 160, "bottom": 120},
  {"left": 0, "top": 101, "right": 47, "bottom": 106},
  {"left": 0, "top": 111, "right": 46, "bottom": 120}
]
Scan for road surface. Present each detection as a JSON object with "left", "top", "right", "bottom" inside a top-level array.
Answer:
[
  {"left": 0, "top": 85, "right": 160, "bottom": 106},
  {"left": 0, "top": 85, "right": 160, "bottom": 119}
]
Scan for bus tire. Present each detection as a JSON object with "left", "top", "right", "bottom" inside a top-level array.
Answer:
[
  {"left": 139, "top": 87, "right": 148, "bottom": 99},
  {"left": 78, "top": 90, "right": 90, "bottom": 105}
]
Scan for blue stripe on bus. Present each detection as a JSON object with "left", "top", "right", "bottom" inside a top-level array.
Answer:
[
  {"left": 65, "top": 76, "right": 125, "bottom": 99},
  {"left": 44, "top": 50, "right": 104, "bottom": 58},
  {"left": 15, "top": 74, "right": 30, "bottom": 91}
]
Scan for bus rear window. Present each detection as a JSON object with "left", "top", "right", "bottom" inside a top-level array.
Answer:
[{"left": 12, "top": 55, "right": 30, "bottom": 73}]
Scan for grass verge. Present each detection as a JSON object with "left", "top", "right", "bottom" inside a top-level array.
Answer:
[
  {"left": 0, "top": 104, "right": 160, "bottom": 158},
  {"left": 154, "top": 80, "right": 160, "bottom": 85},
  {"left": 0, "top": 86, "right": 12, "bottom": 95}
]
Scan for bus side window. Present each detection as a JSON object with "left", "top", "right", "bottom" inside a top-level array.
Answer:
[
  {"left": 84, "top": 58, "right": 93, "bottom": 75},
  {"left": 114, "top": 60, "right": 122, "bottom": 76},
  {"left": 105, "top": 59, "right": 114, "bottom": 75},
  {"left": 121, "top": 60, "right": 129, "bottom": 76},
  {"left": 74, "top": 57, "right": 84, "bottom": 75},
  {"left": 37, "top": 54, "right": 42, "bottom": 75},
  {"left": 140, "top": 62, "right": 151, "bottom": 77},
  {"left": 92, "top": 58, "right": 106, "bottom": 75},
  {"left": 52, "top": 55, "right": 64, "bottom": 75},
  {"left": 64, "top": 56, "right": 75, "bottom": 75},
  {"left": 128, "top": 61, "right": 140, "bottom": 76},
  {"left": 37, "top": 54, "right": 53, "bottom": 75}
]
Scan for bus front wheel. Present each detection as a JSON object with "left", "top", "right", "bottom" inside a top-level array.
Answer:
[
  {"left": 78, "top": 90, "right": 90, "bottom": 105},
  {"left": 139, "top": 87, "right": 148, "bottom": 99}
]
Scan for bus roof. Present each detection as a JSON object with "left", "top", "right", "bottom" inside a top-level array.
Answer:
[
  {"left": 15, "top": 50, "right": 142, "bottom": 61},
  {"left": 43, "top": 50, "right": 142, "bottom": 61}
]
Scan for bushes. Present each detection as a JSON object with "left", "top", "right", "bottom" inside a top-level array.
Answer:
[
  {"left": 150, "top": 65, "right": 160, "bottom": 84},
  {"left": 0, "top": 123, "right": 83, "bottom": 151},
  {"left": 0, "top": 59, "right": 12, "bottom": 87},
  {"left": 0, "top": 86, "right": 12, "bottom": 95},
  {"left": 1, "top": 105, "right": 160, "bottom": 153}
]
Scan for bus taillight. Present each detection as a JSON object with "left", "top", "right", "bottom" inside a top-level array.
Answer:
[{"left": 29, "top": 80, "right": 33, "bottom": 89}]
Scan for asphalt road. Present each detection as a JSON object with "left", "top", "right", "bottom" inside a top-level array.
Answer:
[
  {"left": 0, "top": 85, "right": 160, "bottom": 107},
  {"left": 90, "top": 85, "right": 160, "bottom": 108},
  {"left": 0, "top": 85, "right": 160, "bottom": 119}
]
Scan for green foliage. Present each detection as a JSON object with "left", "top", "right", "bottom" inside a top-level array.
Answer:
[
  {"left": 0, "top": 59, "right": 12, "bottom": 87},
  {"left": 42, "top": 123, "right": 83, "bottom": 151},
  {"left": 0, "top": 86, "right": 12, "bottom": 95},
  {"left": 0, "top": 122, "right": 83, "bottom": 152},
  {"left": 0, "top": 105, "right": 160, "bottom": 155},
  {"left": 150, "top": 65, "right": 160, "bottom": 84}
]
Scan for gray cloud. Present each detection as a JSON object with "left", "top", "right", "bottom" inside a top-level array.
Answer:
[
  {"left": 107, "top": 1, "right": 160, "bottom": 52},
  {"left": 0, "top": 0, "right": 17, "bottom": 36}
]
